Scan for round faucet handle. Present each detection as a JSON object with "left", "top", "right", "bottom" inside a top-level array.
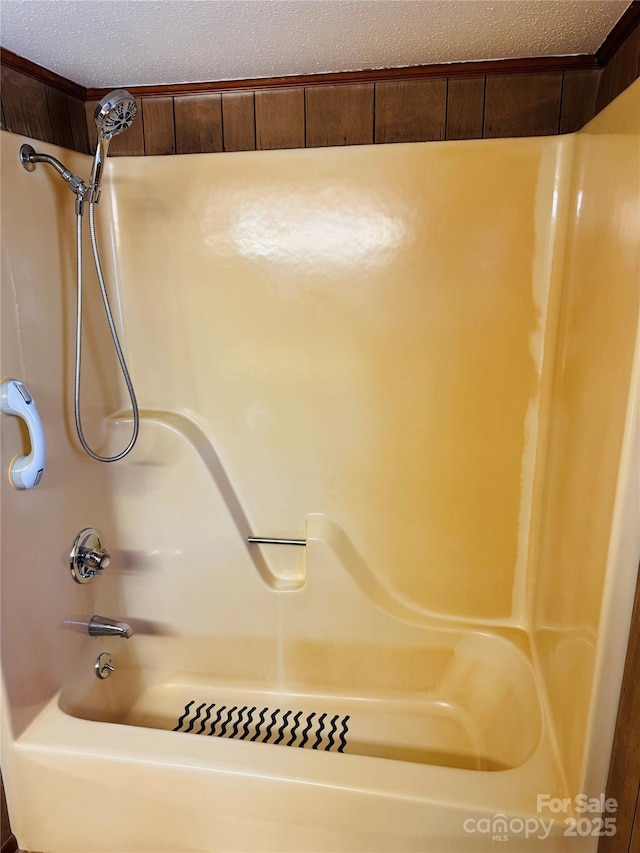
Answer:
[
  {"left": 70, "top": 528, "right": 111, "bottom": 584},
  {"left": 82, "top": 547, "right": 111, "bottom": 571}
]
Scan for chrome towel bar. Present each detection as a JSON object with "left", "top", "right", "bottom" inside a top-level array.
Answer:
[{"left": 247, "top": 537, "right": 306, "bottom": 547}]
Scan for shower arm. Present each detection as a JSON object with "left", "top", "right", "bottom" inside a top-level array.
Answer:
[{"left": 19, "top": 144, "right": 89, "bottom": 213}]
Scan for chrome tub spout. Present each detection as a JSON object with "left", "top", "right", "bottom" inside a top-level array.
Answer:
[{"left": 87, "top": 615, "right": 133, "bottom": 639}]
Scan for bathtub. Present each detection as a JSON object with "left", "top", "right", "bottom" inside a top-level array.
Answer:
[
  {"left": 9, "top": 484, "right": 626, "bottom": 851},
  {"left": 16, "top": 625, "right": 573, "bottom": 852},
  {"left": 62, "top": 629, "right": 542, "bottom": 771}
]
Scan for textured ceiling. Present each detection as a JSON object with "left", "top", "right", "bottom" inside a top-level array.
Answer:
[{"left": 0, "top": 0, "right": 632, "bottom": 88}]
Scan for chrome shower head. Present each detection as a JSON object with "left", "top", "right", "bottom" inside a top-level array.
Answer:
[
  {"left": 89, "top": 89, "right": 137, "bottom": 203},
  {"left": 94, "top": 89, "right": 137, "bottom": 140}
]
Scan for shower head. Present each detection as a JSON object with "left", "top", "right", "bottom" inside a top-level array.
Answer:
[
  {"left": 94, "top": 89, "right": 137, "bottom": 141},
  {"left": 88, "top": 89, "right": 137, "bottom": 203}
]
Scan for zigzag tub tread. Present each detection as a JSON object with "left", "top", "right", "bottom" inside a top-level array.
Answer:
[{"left": 173, "top": 700, "right": 350, "bottom": 752}]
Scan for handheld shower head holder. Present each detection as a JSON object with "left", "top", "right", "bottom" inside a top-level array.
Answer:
[{"left": 88, "top": 89, "right": 137, "bottom": 204}]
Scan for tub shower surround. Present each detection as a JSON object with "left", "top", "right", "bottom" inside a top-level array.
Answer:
[{"left": 1, "top": 54, "right": 639, "bottom": 853}]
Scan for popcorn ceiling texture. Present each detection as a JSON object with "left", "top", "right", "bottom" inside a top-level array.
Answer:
[{"left": 0, "top": 0, "right": 631, "bottom": 88}]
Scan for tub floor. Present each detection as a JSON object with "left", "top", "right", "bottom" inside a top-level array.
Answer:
[{"left": 118, "top": 679, "right": 509, "bottom": 770}]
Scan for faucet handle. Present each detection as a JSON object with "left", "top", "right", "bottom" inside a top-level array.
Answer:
[
  {"left": 80, "top": 546, "right": 111, "bottom": 573},
  {"left": 70, "top": 528, "right": 111, "bottom": 584}
]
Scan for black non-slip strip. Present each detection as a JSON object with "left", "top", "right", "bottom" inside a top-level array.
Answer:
[
  {"left": 220, "top": 706, "right": 236, "bottom": 738},
  {"left": 251, "top": 707, "right": 268, "bottom": 742},
  {"left": 338, "top": 716, "right": 350, "bottom": 753},
  {"left": 199, "top": 703, "right": 214, "bottom": 735},
  {"left": 209, "top": 705, "right": 225, "bottom": 736},
  {"left": 242, "top": 707, "right": 256, "bottom": 740},
  {"left": 327, "top": 714, "right": 339, "bottom": 752},
  {"left": 313, "top": 713, "right": 326, "bottom": 750},
  {"left": 173, "top": 700, "right": 194, "bottom": 731},
  {"left": 288, "top": 711, "right": 302, "bottom": 747},
  {"left": 174, "top": 700, "right": 349, "bottom": 753},
  {"left": 275, "top": 710, "right": 291, "bottom": 745},
  {"left": 185, "top": 702, "right": 206, "bottom": 734},
  {"left": 231, "top": 706, "right": 246, "bottom": 740},
  {"left": 300, "top": 712, "right": 315, "bottom": 748},
  {"left": 265, "top": 709, "right": 279, "bottom": 743}
]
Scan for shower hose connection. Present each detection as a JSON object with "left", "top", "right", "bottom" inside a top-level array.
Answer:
[{"left": 74, "top": 201, "right": 139, "bottom": 462}]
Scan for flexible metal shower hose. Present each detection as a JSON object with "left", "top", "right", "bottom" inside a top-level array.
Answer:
[{"left": 74, "top": 202, "right": 139, "bottom": 461}]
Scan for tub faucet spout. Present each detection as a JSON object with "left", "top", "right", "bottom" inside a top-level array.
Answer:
[{"left": 87, "top": 614, "right": 133, "bottom": 639}]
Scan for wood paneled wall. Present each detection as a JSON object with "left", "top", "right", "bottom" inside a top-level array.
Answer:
[
  {"left": 598, "top": 565, "right": 640, "bottom": 853},
  {"left": 1, "top": 7, "right": 638, "bottom": 156},
  {"left": 0, "top": 62, "right": 90, "bottom": 153},
  {"left": 0, "top": 772, "right": 18, "bottom": 853},
  {"left": 80, "top": 68, "right": 601, "bottom": 156}
]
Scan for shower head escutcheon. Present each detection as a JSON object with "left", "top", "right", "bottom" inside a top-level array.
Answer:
[{"left": 88, "top": 89, "right": 137, "bottom": 204}]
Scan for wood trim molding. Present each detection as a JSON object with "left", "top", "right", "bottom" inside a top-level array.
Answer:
[
  {"left": 0, "top": 46, "right": 85, "bottom": 99},
  {"left": 597, "top": 0, "right": 640, "bottom": 65},
  {"left": 85, "top": 55, "right": 598, "bottom": 100}
]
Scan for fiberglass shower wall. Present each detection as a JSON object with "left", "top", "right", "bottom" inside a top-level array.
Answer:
[
  {"left": 95, "top": 85, "right": 639, "bottom": 797},
  {"left": 99, "top": 135, "right": 568, "bottom": 628},
  {"left": 0, "top": 138, "right": 119, "bottom": 736},
  {"left": 532, "top": 86, "right": 640, "bottom": 796}
]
